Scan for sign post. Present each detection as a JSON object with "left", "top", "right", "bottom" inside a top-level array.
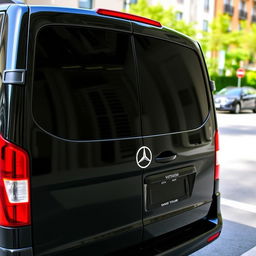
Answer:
[{"left": 236, "top": 68, "right": 245, "bottom": 87}]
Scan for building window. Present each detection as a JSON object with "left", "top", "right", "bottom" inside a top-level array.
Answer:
[
  {"left": 224, "top": 0, "right": 233, "bottom": 5},
  {"left": 204, "top": 0, "right": 209, "bottom": 12},
  {"left": 202, "top": 20, "right": 208, "bottom": 32},
  {"left": 252, "top": 5, "right": 256, "bottom": 23},
  {"left": 176, "top": 11, "right": 183, "bottom": 21},
  {"left": 79, "top": 0, "right": 93, "bottom": 9},
  {"left": 253, "top": 4, "right": 256, "bottom": 15},
  {"left": 224, "top": 0, "right": 234, "bottom": 16},
  {"left": 124, "top": 0, "right": 138, "bottom": 10},
  {"left": 239, "top": 1, "right": 247, "bottom": 20},
  {"left": 240, "top": 0, "right": 246, "bottom": 11}
]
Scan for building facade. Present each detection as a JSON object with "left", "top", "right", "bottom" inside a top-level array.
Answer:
[
  {"left": 25, "top": 0, "right": 125, "bottom": 11},
  {"left": 150, "top": 0, "right": 215, "bottom": 32},
  {"left": 215, "top": 0, "right": 256, "bottom": 30}
]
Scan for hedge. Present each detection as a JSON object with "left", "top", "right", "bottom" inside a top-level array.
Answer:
[{"left": 211, "top": 75, "right": 256, "bottom": 92}]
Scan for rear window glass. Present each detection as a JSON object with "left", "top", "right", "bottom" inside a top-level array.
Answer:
[
  {"left": 135, "top": 35, "right": 209, "bottom": 135},
  {"left": 32, "top": 26, "right": 140, "bottom": 140}
]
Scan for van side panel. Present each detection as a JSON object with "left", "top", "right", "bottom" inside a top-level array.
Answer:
[
  {"left": 0, "top": 5, "right": 33, "bottom": 255},
  {"left": 0, "top": 5, "right": 29, "bottom": 142}
]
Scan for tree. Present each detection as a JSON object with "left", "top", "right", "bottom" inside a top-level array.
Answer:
[
  {"left": 201, "top": 14, "right": 250, "bottom": 76},
  {"left": 129, "top": 0, "right": 196, "bottom": 37},
  {"left": 246, "top": 24, "right": 256, "bottom": 63}
]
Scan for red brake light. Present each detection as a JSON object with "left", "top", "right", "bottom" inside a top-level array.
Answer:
[
  {"left": 215, "top": 130, "right": 220, "bottom": 180},
  {"left": 0, "top": 135, "right": 31, "bottom": 227},
  {"left": 207, "top": 231, "right": 221, "bottom": 243},
  {"left": 96, "top": 9, "right": 162, "bottom": 27}
]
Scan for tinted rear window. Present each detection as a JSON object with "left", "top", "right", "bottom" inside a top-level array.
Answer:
[
  {"left": 135, "top": 35, "right": 209, "bottom": 135},
  {"left": 32, "top": 26, "right": 140, "bottom": 140}
]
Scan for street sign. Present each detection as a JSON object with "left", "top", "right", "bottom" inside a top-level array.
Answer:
[{"left": 236, "top": 68, "right": 245, "bottom": 78}]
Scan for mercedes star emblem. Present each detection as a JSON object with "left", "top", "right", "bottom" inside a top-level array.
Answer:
[{"left": 136, "top": 146, "right": 152, "bottom": 169}]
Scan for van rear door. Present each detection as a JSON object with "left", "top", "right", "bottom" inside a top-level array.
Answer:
[
  {"left": 27, "top": 8, "right": 143, "bottom": 255},
  {"left": 133, "top": 27, "right": 216, "bottom": 239}
]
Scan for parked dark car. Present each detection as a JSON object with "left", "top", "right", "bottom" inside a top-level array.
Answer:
[
  {"left": 214, "top": 86, "right": 256, "bottom": 114},
  {"left": 0, "top": 1, "right": 221, "bottom": 255}
]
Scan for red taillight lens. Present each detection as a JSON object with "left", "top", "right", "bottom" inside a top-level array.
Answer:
[
  {"left": 96, "top": 9, "right": 162, "bottom": 27},
  {"left": 0, "top": 135, "right": 30, "bottom": 227},
  {"left": 215, "top": 130, "right": 220, "bottom": 180},
  {"left": 207, "top": 231, "right": 221, "bottom": 243}
]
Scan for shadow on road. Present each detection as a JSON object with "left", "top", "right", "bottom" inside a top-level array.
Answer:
[
  {"left": 192, "top": 219, "right": 256, "bottom": 256},
  {"left": 219, "top": 126, "right": 256, "bottom": 136}
]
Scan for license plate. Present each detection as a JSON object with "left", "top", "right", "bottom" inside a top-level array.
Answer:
[{"left": 144, "top": 167, "right": 196, "bottom": 210}]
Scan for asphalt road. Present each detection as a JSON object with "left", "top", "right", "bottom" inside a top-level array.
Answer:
[{"left": 192, "top": 111, "right": 256, "bottom": 256}]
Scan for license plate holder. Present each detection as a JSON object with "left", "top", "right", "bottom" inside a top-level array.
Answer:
[{"left": 145, "top": 167, "right": 196, "bottom": 211}]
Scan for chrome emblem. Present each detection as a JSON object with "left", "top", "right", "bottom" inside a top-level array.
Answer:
[{"left": 136, "top": 146, "right": 152, "bottom": 169}]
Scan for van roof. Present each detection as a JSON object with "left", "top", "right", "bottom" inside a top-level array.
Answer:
[{"left": 0, "top": 2, "right": 198, "bottom": 50}]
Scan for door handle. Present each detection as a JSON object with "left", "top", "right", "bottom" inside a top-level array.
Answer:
[{"left": 155, "top": 151, "right": 177, "bottom": 163}]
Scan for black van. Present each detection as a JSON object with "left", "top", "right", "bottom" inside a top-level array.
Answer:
[{"left": 0, "top": 2, "right": 222, "bottom": 255}]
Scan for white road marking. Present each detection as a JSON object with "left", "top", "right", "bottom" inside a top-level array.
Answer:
[
  {"left": 221, "top": 198, "right": 256, "bottom": 214},
  {"left": 241, "top": 245, "right": 256, "bottom": 256}
]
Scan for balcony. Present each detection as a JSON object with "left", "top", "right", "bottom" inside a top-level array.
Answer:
[
  {"left": 224, "top": 4, "right": 234, "bottom": 16},
  {"left": 252, "top": 15, "right": 256, "bottom": 23},
  {"left": 239, "top": 10, "right": 248, "bottom": 20}
]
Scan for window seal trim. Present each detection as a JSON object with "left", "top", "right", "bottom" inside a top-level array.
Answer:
[{"left": 32, "top": 112, "right": 211, "bottom": 143}]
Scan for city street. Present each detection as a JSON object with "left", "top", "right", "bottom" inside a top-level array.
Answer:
[{"left": 192, "top": 111, "right": 256, "bottom": 256}]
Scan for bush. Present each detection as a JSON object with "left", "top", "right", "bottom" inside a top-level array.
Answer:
[
  {"left": 246, "top": 71, "right": 256, "bottom": 87},
  {"left": 211, "top": 74, "right": 256, "bottom": 92},
  {"left": 211, "top": 76, "right": 238, "bottom": 92}
]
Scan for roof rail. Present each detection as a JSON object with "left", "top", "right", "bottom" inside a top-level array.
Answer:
[{"left": 0, "top": 0, "right": 24, "bottom": 4}]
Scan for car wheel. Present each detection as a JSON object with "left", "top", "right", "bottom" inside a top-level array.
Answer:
[
  {"left": 253, "top": 102, "right": 256, "bottom": 113},
  {"left": 234, "top": 103, "right": 241, "bottom": 114}
]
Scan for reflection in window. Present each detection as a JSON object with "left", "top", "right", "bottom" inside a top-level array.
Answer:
[
  {"left": 33, "top": 26, "right": 140, "bottom": 140},
  {"left": 135, "top": 35, "right": 209, "bottom": 136}
]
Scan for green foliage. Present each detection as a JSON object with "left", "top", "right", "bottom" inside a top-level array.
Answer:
[
  {"left": 129, "top": 0, "right": 196, "bottom": 37},
  {"left": 211, "top": 74, "right": 256, "bottom": 92},
  {"left": 246, "top": 71, "right": 256, "bottom": 87},
  {"left": 207, "top": 15, "right": 231, "bottom": 52},
  {"left": 200, "top": 14, "right": 251, "bottom": 76},
  {"left": 128, "top": 0, "right": 256, "bottom": 88},
  {"left": 211, "top": 75, "right": 238, "bottom": 92},
  {"left": 225, "top": 49, "right": 250, "bottom": 76}
]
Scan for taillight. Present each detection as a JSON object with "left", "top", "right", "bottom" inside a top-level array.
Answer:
[
  {"left": 215, "top": 130, "right": 220, "bottom": 180},
  {"left": 0, "top": 135, "right": 30, "bottom": 227},
  {"left": 207, "top": 231, "right": 221, "bottom": 243},
  {"left": 96, "top": 9, "right": 162, "bottom": 27}
]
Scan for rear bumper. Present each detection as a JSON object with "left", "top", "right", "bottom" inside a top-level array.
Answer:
[
  {"left": 113, "top": 193, "right": 222, "bottom": 256},
  {"left": 0, "top": 195, "right": 222, "bottom": 256},
  {"left": 0, "top": 225, "right": 32, "bottom": 256},
  {"left": 159, "top": 214, "right": 222, "bottom": 256},
  {"left": 0, "top": 247, "right": 33, "bottom": 256}
]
